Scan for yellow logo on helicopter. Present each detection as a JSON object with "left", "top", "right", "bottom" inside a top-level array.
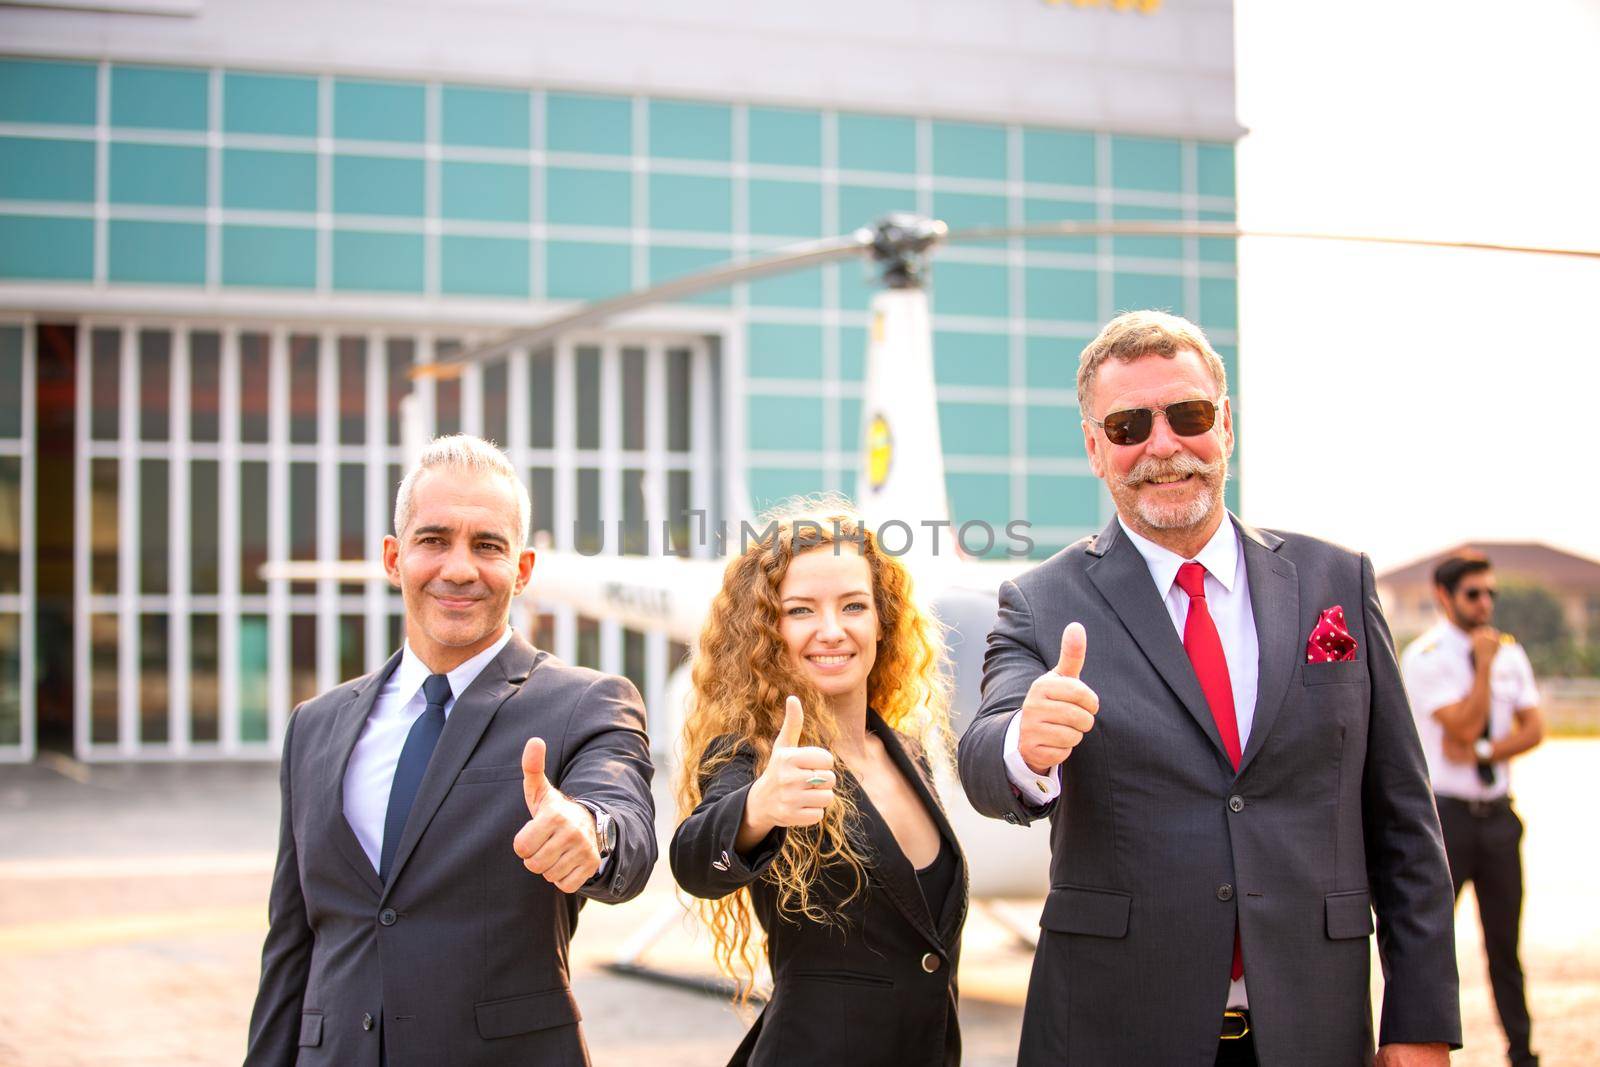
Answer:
[{"left": 867, "top": 414, "right": 893, "bottom": 490}]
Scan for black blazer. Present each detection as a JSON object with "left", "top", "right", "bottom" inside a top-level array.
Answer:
[
  {"left": 245, "top": 634, "right": 656, "bottom": 1067},
  {"left": 671, "top": 711, "right": 968, "bottom": 1067}
]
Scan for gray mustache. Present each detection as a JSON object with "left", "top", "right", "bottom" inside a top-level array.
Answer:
[{"left": 1120, "top": 452, "right": 1218, "bottom": 488}]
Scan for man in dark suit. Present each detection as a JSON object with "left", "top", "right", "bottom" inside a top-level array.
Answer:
[
  {"left": 246, "top": 434, "right": 656, "bottom": 1067},
  {"left": 957, "top": 311, "right": 1460, "bottom": 1066}
]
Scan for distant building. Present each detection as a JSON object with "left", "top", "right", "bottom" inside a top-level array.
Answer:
[{"left": 1378, "top": 542, "right": 1600, "bottom": 648}]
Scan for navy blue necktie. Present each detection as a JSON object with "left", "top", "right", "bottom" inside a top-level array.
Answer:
[{"left": 379, "top": 673, "right": 452, "bottom": 883}]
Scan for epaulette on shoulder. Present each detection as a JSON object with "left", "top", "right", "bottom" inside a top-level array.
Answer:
[
  {"left": 1500, "top": 632, "right": 1517, "bottom": 646},
  {"left": 1416, "top": 639, "right": 1439, "bottom": 655}
]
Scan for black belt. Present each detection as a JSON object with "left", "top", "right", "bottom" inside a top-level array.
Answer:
[
  {"left": 1221, "top": 1009, "right": 1251, "bottom": 1040},
  {"left": 1438, "top": 794, "right": 1511, "bottom": 818}
]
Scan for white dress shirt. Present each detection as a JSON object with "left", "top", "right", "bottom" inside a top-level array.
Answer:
[
  {"left": 343, "top": 628, "right": 513, "bottom": 873},
  {"left": 1401, "top": 620, "right": 1538, "bottom": 802},
  {"left": 1001, "top": 514, "right": 1260, "bottom": 1005}
]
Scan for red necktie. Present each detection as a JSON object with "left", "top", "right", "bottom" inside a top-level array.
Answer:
[{"left": 1175, "top": 561, "right": 1244, "bottom": 980}]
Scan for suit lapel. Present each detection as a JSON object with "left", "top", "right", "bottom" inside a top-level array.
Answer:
[
  {"left": 326, "top": 650, "right": 403, "bottom": 898},
  {"left": 1237, "top": 520, "right": 1297, "bottom": 774},
  {"left": 870, "top": 715, "right": 967, "bottom": 949},
  {"left": 1085, "top": 519, "right": 1230, "bottom": 765},
  {"left": 378, "top": 636, "right": 536, "bottom": 902}
]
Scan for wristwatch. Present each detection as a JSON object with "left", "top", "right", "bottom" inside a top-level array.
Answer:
[
  {"left": 577, "top": 800, "right": 617, "bottom": 861},
  {"left": 1473, "top": 738, "right": 1494, "bottom": 762}
]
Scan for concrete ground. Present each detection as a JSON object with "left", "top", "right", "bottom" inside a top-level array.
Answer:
[{"left": 0, "top": 740, "right": 1596, "bottom": 1066}]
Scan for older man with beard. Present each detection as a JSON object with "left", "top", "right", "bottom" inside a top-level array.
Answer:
[{"left": 957, "top": 311, "right": 1461, "bottom": 1067}]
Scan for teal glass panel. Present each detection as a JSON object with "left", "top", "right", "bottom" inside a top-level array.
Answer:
[
  {"left": 838, "top": 113, "right": 915, "bottom": 174},
  {"left": 649, "top": 174, "right": 731, "bottom": 232},
  {"left": 749, "top": 179, "right": 822, "bottom": 237},
  {"left": 939, "top": 401, "right": 1010, "bottom": 455},
  {"left": 1023, "top": 128, "right": 1095, "bottom": 186},
  {"left": 839, "top": 324, "right": 867, "bottom": 381},
  {"left": 1110, "top": 135, "right": 1182, "bottom": 194},
  {"left": 0, "top": 59, "right": 96, "bottom": 125},
  {"left": 749, "top": 266, "right": 823, "bottom": 309},
  {"left": 0, "top": 215, "right": 93, "bottom": 279},
  {"left": 1198, "top": 208, "right": 1236, "bottom": 264},
  {"left": 0, "top": 137, "right": 95, "bottom": 202},
  {"left": 441, "top": 235, "right": 530, "bottom": 297},
  {"left": 933, "top": 330, "right": 1008, "bottom": 387},
  {"left": 441, "top": 85, "right": 529, "bottom": 149},
  {"left": 1027, "top": 474, "right": 1101, "bottom": 527},
  {"left": 546, "top": 166, "right": 631, "bottom": 228},
  {"left": 1199, "top": 277, "right": 1238, "bottom": 330},
  {"left": 748, "top": 467, "right": 825, "bottom": 511},
  {"left": 648, "top": 245, "right": 730, "bottom": 306},
  {"left": 932, "top": 190, "right": 1007, "bottom": 248},
  {"left": 546, "top": 240, "right": 630, "bottom": 300},
  {"left": 441, "top": 161, "right": 530, "bottom": 223},
  {"left": 931, "top": 120, "right": 1006, "bottom": 181},
  {"left": 223, "top": 149, "right": 316, "bottom": 212},
  {"left": 1112, "top": 271, "right": 1184, "bottom": 314},
  {"left": 110, "top": 143, "right": 206, "bottom": 206},
  {"left": 1023, "top": 197, "right": 1095, "bottom": 254},
  {"left": 1026, "top": 404, "right": 1086, "bottom": 458},
  {"left": 837, "top": 183, "right": 916, "bottom": 233},
  {"left": 239, "top": 614, "right": 269, "bottom": 743},
  {"left": 1025, "top": 334, "right": 1091, "bottom": 390},
  {"left": 837, "top": 259, "right": 884, "bottom": 312},
  {"left": 110, "top": 65, "right": 207, "bottom": 130},
  {"left": 648, "top": 99, "right": 731, "bottom": 161},
  {"left": 1215, "top": 342, "right": 1238, "bottom": 391},
  {"left": 1197, "top": 143, "right": 1235, "bottom": 198},
  {"left": 1025, "top": 267, "right": 1097, "bottom": 323},
  {"left": 748, "top": 107, "right": 821, "bottom": 167},
  {"left": 546, "top": 93, "right": 631, "bottom": 156},
  {"left": 333, "top": 155, "right": 424, "bottom": 217},
  {"left": 222, "top": 225, "right": 316, "bottom": 288},
  {"left": 108, "top": 220, "right": 205, "bottom": 284},
  {"left": 332, "top": 230, "right": 424, "bottom": 292},
  {"left": 747, "top": 323, "right": 824, "bottom": 380},
  {"left": 839, "top": 396, "right": 862, "bottom": 454},
  {"left": 333, "top": 79, "right": 425, "bottom": 143},
  {"left": 747, "top": 395, "right": 824, "bottom": 451},
  {"left": 931, "top": 262, "right": 1008, "bottom": 318},
  {"left": 946, "top": 472, "right": 1010, "bottom": 525},
  {"left": 1112, "top": 203, "right": 1182, "bottom": 260},
  {"left": 223, "top": 72, "right": 317, "bottom": 137}
]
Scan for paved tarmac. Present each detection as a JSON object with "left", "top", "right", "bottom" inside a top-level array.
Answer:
[{"left": 1, "top": 741, "right": 1596, "bottom": 1066}]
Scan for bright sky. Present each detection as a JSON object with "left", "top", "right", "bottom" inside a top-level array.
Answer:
[{"left": 1233, "top": 0, "right": 1600, "bottom": 573}]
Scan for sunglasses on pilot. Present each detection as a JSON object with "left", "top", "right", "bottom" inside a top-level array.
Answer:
[
  {"left": 1086, "top": 398, "right": 1218, "bottom": 446},
  {"left": 1461, "top": 587, "right": 1499, "bottom": 602}
]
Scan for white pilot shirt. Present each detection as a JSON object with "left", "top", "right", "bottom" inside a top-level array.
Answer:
[{"left": 1401, "top": 620, "right": 1539, "bottom": 802}]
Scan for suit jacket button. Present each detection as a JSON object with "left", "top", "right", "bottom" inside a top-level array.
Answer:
[
  {"left": 1216, "top": 884, "right": 1234, "bottom": 901},
  {"left": 1003, "top": 812, "right": 1018, "bottom": 825},
  {"left": 612, "top": 877, "right": 624, "bottom": 894},
  {"left": 362, "top": 1013, "right": 374, "bottom": 1031},
  {"left": 1228, "top": 795, "right": 1245, "bottom": 813},
  {"left": 379, "top": 907, "right": 397, "bottom": 926},
  {"left": 921, "top": 952, "right": 940, "bottom": 973}
]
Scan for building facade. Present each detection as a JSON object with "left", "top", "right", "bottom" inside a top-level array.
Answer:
[{"left": 0, "top": 0, "right": 1241, "bottom": 761}]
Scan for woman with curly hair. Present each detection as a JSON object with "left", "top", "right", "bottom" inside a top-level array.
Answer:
[{"left": 670, "top": 500, "right": 967, "bottom": 1066}]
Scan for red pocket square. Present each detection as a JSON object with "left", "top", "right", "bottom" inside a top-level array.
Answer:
[{"left": 1306, "top": 606, "right": 1358, "bottom": 663}]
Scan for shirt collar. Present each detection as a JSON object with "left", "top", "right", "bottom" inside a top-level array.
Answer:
[
  {"left": 1117, "top": 513, "right": 1241, "bottom": 596},
  {"left": 393, "top": 627, "right": 514, "bottom": 716}
]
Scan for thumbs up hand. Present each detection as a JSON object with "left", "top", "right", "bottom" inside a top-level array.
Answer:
[
  {"left": 1018, "top": 622, "right": 1101, "bottom": 776},
  {"left": 737, "top": 696, "right": 839, "bottom": 852},
  {"left": 512, "top": 736, "right": 604, "bottom": 894}
]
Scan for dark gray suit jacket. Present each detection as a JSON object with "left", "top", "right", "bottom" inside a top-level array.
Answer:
[
  {"left": 245, "top": 634, "right": 656, "bottom": 1067},
  {"left": 957, "top": 516, "right": 1460, "bottom": 1066}
]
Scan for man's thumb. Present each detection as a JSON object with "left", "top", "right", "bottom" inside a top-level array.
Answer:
[
  {"left": 1056, "top": 622, "right": 1087, "bottom": 679},
  {"left": 775, "top": 695, "right": 804, "bottom": 749},
  {"left": 522, "top": 737, "right": 549, "bottom": 811}
]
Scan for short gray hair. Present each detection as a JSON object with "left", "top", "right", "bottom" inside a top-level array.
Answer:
[
  {"left": 1077, "top": 310, "right": 1228, "bottom": 418},
  {"left": 393, "top": 434, "right": 531, "bottom": 548}
]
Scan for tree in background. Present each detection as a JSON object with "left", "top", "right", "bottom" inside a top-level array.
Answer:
[{"left": 1496, "top": 581, "right": 1578, "bottom": 676}]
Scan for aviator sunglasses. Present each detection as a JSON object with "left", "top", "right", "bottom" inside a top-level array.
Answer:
[
  {"left": 1086, "top": 398, "right": 1218, "bottom": 446},
  {"left": 1461, "top": 587, "right": 1499, "bottom": 602}
]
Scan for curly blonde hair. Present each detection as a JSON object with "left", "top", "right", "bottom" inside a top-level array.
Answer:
[{"left": 675, "top": 496, "right": 952, "bottom": 1001}]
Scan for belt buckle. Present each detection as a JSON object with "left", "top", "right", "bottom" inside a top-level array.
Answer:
[{"left": 1220, "top": 1009, "right": 1250, "bottom": 1041}]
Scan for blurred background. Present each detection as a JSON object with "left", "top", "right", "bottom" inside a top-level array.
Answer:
[{"left": 0, "top": 0, "right": 1595, "bottom": 1064}]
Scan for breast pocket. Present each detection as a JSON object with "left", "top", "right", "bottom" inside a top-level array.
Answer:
[
  {"left": 1301, "top": 660, "right": 1367, "bottom": 686},
  {"left": 458, "top": 763, "right": 525, "bottom": 784}
]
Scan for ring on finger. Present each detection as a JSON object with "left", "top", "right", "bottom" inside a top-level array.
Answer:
[{"left": 806, "top": 774, "right": 828, "bottom": 787}]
